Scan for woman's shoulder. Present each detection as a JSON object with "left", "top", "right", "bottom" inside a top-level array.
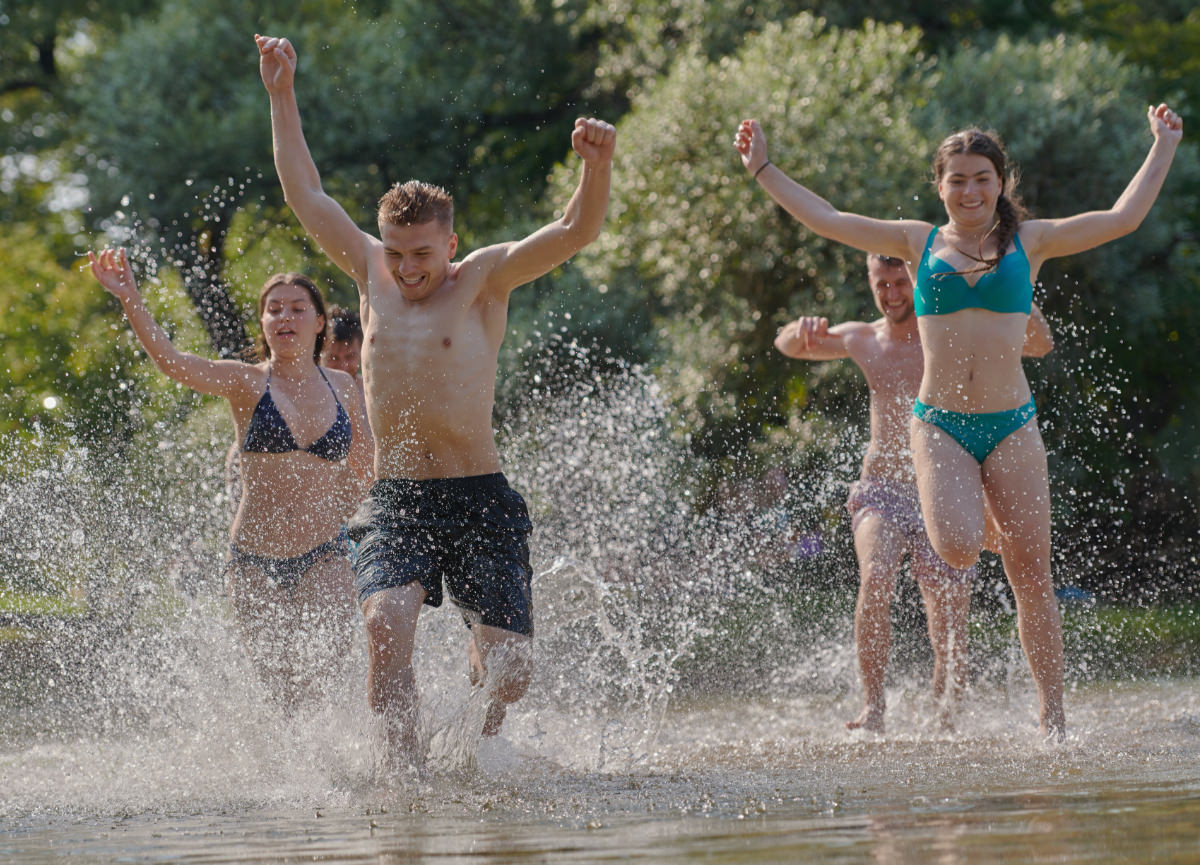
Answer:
[
  {"left": 218, "top": 359, "right": 269, "bottom": 410},
  {"left": 320, "top": 366, "right": 360, "bottom": 398}
]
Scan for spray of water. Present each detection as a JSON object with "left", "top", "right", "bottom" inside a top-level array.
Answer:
[{"left": 4, "top": 182, "right": 1194, "bottom": 826}]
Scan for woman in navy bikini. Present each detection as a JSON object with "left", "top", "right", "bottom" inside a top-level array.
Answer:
[
  {"left": 90, "top": 249, "right": 373, "bottom": 705},
  {"left": 735, "top": 104, "right": 1183, "bottom": 736}
]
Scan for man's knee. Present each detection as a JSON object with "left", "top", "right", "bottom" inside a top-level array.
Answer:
[
  {"left": 362, "top": 586, "right": 423, "bottom": 659},
  {"left": 361, "top": 599, "right": 394, "bottom": 642}
]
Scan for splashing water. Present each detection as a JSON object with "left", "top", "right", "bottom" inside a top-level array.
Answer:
[
  {"left": 0, "top": 346, "right": 874, "bottom": 816},
  {"left": 2, "top": 340, "right": 1198, "bottom": 865}
]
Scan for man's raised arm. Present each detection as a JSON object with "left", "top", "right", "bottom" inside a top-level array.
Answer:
[
  {"left": 256, "top": 35, "right": 371, "bottom": 283},
  {"left": 487, "top": 118, "right": 616, "bottom": 293}
]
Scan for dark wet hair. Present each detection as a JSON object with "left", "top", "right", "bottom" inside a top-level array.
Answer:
[
  {"left": 377, "top": 180, "right": 454, "bottom": 229},
  {"left": 867, "top": 253, "right": 906, "bottom": 268},
  {"left": 327, "top": 305, "right": 362, "bottom": 344},
  {"left": 932, "top": 128, "right": 1031, "bottom": 273},
  {"left": 255, "top": 273, "right": 328, "bottom": 363}
]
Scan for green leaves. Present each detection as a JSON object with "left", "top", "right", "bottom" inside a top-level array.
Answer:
[{"left": 558, "top": 15, "right": 931, "bottom": 454}]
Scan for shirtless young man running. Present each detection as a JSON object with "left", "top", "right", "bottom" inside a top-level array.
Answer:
[
  {"left": 776, "top": 254, "right": 1053, "bottom": 732},
  {"left": 257, "top": 34, "right": 616, "bottom": 766}
]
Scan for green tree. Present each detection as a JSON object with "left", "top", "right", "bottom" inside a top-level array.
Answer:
[
  {"left": 566, "top": 0, "right": 1064, "bottom": 119},
  {"left": 0, "top": 223, "right": 210, "bottom": 446},
  {"left": 73, "top": 0, "right": 588, "bottom": 355},
  {"left": 556, "top": 15, "right": 934, "bottom": 459},
  {"left": 1052, "top": 0, "right": 1200, "bottom": 117}
]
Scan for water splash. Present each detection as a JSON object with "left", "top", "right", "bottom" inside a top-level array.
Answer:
[{"left": 1, "top": 336, "right": 1195, "bottom": 824}]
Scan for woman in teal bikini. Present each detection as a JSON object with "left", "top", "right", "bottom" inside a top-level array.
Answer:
[
  {"left": 735, "top": 104, "right": 1183, "bottom": 736},
  {"left": 90, "top": 249, "right": 373, "bottom": 705}
]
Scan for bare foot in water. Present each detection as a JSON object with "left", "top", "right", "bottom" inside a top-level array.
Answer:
[
  {"left": 468, "top": 636, "right": 507, "bottom": 738},
  {"left": 374, "top": 714, "right": 424, "bottom": 783},
  {"left": 1041, "top": 708, "right": 1066, "bottom": 743},
  {"left": 846, "top": 705, "right": 885, "bottom": 733}
]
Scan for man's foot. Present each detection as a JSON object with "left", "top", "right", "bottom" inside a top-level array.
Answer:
[
  {"left": 936, "top": 705, "right": 957, "bottom": 733},
  {"left": 482, "top": 700, "right": 507, "bottom": 737},
  {"left": 846, "top": 704, "right": 885, "bottom": 733},
  {"left": 373, "top": 725, "right": 424, "bottom": 785}
]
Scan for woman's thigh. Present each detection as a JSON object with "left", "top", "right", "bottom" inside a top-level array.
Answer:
[
  {"left": 982, "top": 419, "right": 1052, "bottom": 585},
  {"left": 911, "top": 417, "right": 987, "bottom": 565}
]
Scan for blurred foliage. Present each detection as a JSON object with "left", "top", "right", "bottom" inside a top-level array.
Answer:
[
  {"left": 0, "top": 1, "right": 1197, "bottom": 596},
  {"left": 555, "top": 17, "right": 1199, "bottom": 591},
  {"left": 1052, "top": 0, "right": 1200, "bottom": 117},
  {"left": 0, "top": 222, "right": 216, "bottom": 446},
  {"left": 558, "top": 15, "right": 934, "bottom": 460},
  {"left": 568, "top": 0, "right": 1064, "bottom": 117}
]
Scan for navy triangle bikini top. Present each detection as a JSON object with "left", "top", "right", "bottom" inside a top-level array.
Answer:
[{"left": 242, "top": 367, "right": 352, "bottom": 462}]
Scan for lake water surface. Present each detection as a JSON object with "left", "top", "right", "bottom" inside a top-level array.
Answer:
[{"left": 4, "top": 674, "right": 1198, "bottom": 864}]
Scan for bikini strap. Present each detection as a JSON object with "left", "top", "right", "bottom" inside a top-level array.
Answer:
[
  {"left": 316, "top": 366, "right": 342, "bottom": 407},
  {"left": 922, "top": 225, "right": 939, "bottom": 257}
]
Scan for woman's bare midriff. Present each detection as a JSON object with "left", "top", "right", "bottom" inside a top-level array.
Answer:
[{"left": 917, "top": 310, "right": 1032, "bottom": 411}]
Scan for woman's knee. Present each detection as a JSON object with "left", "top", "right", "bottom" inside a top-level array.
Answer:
[
  {"left": 920, "top": 493, "right": 986, "bottom": 571},
  {"left": 928, "top": 529, "right": 982, "bottom": 571}
]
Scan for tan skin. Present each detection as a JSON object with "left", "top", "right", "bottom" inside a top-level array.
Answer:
[
  {"left": 89, "top": 249, "right": 373, "bottom": 706},
  {"left": 321, "top": 335, "right": 367, "bottom": 423},
  {"left": 777, "top": 257, "right": 1053, "bottom": 733},
  {"left": 257, "top": 34, "right": 615, "bottom": 762},
  {"left": 322, "top": 335, "right": 363, "bottom": 378},
  {"left": 739, "top": 104, "right": 1183, "bottom": 737}
]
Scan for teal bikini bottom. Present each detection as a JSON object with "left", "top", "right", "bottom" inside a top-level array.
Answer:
[{"left": 912, "top": 398, "right": 1037, "bottom": 464}]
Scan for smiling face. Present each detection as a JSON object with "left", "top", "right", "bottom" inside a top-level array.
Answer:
[
  {"left": 379, "top": 219, "right": 458, "bottom": 302},
  {"left": 868, "top": 256, "right": 914, "bottom": 323},
  {"left": 259, "top": 281, "right": 326, "bottom": 362},
  {"left": 937, "top": 153, "right": 1002, "bottom": 229}
]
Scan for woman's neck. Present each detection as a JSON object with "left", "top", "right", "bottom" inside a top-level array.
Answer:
[
  {"left": 268, "top": 353, "right": 316, "bottom": 382},
  {"left": 944, "top": 218, "right": 999, "bottom": 246}
]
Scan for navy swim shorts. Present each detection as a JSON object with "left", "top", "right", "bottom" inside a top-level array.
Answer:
[{"left": 349, "top": 473, "right": 534, "bottom": 636}]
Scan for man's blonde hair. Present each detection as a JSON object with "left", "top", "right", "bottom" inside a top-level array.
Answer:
[{"left": 377, "top": 180, "right": 454, "bottom": 229}]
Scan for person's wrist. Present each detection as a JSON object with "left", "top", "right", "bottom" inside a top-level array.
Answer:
[{"left": 753, "top": 160, "right": 772, "bottom": 180}]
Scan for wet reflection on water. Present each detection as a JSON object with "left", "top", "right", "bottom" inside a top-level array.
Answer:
[{"left": 3, "top": 678, "right": 1198, "bottom": 864}]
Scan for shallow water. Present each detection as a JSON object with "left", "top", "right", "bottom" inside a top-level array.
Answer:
[
  {"left": 3, "top": 369, "right": 1199, "bottom": 863},
  {"left": 4, "top": 669, "right": 1199, "bottom": 864}
]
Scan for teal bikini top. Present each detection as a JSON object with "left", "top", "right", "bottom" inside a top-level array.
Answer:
[{"left": 915, "top": 227, "right": 1032, "bottom": 316}]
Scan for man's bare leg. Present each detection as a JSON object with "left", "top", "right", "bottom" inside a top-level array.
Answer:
[
  {"left": 467, "top": 624, "right": 532, "bottom": 737},
  {"left": 846, "top": 512, "right": 905, "bottom": 732},
  {"left": 361, "top": 582, "right": 426, "bottom": 768},
  {"left": 918, "top": 577, "right": 971, "bottom": 729}
]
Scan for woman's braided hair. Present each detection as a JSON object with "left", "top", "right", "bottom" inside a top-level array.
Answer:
[{"left": 932, "top": 128, "right": 1030, "bottom": 274}]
